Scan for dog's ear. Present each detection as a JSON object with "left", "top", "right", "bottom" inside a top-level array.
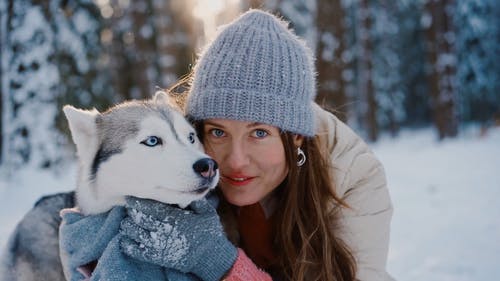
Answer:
[
  {"left": 153, "top": 90, "right": 184, "bottom": 112},
  {"left": 153, "top": 90, "right": 172, "bottom": 104},
  {"left": 63, "top": 105, "right": 100, "bottom": 161}
]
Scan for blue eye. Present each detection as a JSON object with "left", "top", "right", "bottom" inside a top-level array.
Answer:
[
  {"left": 210, "top": 129, "right": 225, "bottom": 138},
  {"left": 253, "top": 129, "right": 268, "bottom": 138},
  {"left": 188, "top": 132, "right": 196, "bottom": 144},
  {"left": 141, "top": 136, "right": 162, "bottom": 147}
]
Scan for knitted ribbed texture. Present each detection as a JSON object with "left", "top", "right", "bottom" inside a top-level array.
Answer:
[
  {"left": 59, "top": 207, "right": 197, "bottom": 281},
  {"left": 224, "top": 249, "right": 273, "bottom": 281},
  {"left": 187, "top": 9, "right": 317, "bottom": 136}
]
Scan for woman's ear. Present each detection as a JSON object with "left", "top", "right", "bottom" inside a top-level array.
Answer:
[{"left": 293, "top": 134, "right": 304, "bottom": 148}]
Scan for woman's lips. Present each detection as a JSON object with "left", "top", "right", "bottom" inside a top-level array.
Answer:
[{"left": 222, "top": 175, "right": 255, "bottom": 186}]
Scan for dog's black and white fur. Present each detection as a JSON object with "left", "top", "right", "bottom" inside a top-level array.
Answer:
[{"left": 1, "top": 92, "right": 220, "bottom": 280}]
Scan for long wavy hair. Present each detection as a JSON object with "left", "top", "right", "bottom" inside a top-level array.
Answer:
[{"left": 274, "top": 132, "right": 356, "bottom": 281}]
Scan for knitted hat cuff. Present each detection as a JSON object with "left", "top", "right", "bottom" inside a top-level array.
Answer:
[{"left": 187, "top": 88, "right": 315, "bottom": 137}]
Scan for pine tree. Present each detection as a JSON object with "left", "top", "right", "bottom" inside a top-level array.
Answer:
[
  {"left": 455, "top": 0, "right": 500, "bottom": 125},
  {"left": 152, "top": 1, "right": 193, "bottom": 88},
  {"left": 1, "top": 0, "right": 109, "bottom": 172},
  {"left": 372, "top": 1, "right": 405, "bottom": 136},
  {"left": 0, "top": 0, "right": 7, "bottom": 164},
  {"left": 275, "top": 0, "right": 317, "bottom": 48},
  {"left": 2, "top": 0, "right": 64, "bottom": 171},
  {"left": 105, "top": 0, "right": 156, "bottom": 100},
  {"left": 357, "top": 0, "right": 377, "bottom": 141},
  {"left": 423, "top": 0, "right": 459, "bottom": 139},
  {"left": 398, "top": 1, "right": 431, "bottom": 128},
  {"left": 260, "top": 0, "right": 354, "bottom": 123},
  {"left": 104, "top": 0, "right": 193, "bottom": 100},
  {"left": 53, "top": 0, "right": 112, "bottom": 119},
  {"left": 315, "top": 0, "right": 349, "bottom": 121}
]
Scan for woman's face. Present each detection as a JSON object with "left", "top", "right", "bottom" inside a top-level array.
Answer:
[{"left": 202, "top": 119, "right": 290, "bottom": 206}]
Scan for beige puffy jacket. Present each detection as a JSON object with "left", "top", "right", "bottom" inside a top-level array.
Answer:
[{"left": 314, "top": 103, "right": 394, "bottom": 281}]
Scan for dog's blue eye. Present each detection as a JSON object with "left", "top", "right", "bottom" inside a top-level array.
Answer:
[
  {"left": 188, "top": 132, "right": 196, "bottom": 144},
  {"left": 141, "top": 136, "right": 162, "bottom": 147}
]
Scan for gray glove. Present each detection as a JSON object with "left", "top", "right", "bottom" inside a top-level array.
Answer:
[{"left": 119, "top": 197, "right": 237, "bottom": 281}]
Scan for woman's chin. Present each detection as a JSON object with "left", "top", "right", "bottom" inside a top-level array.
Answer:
[{"left": 222, "top": 190, "right": 261, "bottom": 207}]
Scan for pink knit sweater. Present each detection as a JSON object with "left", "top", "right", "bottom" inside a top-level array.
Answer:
[{"left": 224, "top": 249, "right": 273, "bottom": 281}]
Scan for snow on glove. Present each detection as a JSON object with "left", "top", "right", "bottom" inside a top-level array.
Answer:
[{"left": 119, "top": 196, "right": 238, "bottom": 281}]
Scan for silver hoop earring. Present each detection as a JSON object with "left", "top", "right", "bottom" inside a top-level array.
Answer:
[{"left": 297, "top": 147, "right": 306, "bottom": 167}]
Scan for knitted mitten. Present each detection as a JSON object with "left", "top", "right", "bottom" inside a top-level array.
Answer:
[{"left": 120, "top": 197, "right": 237, "bottom": 281}]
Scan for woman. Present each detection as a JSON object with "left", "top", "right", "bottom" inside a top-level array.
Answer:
[{"left": 120, "top": 9, "right": 394, "bottom": 281}]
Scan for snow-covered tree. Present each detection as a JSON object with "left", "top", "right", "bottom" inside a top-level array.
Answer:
[
  {"left": 103, "top": 0, "right": 193, "bottom": 100},
  {"left": 104, "top": 0, "right": 157, "bottom": 100},
  {"left": 2, "top": 1, "right": 64, "bottom": 171},
  {"left": 455, "top": 0, "right": 500, "bottom": 124},
  {"left": 398, "top": 1, "right": 432, "bottom": 127},
  {"left": 275, "top": 0, "right": 317, "bottom": 49},
  {"left": 356, "top": 0, "right": 378, "bottom": 141},
  {"left": 54, "top": 0, "right": 111, "bottom": 111},
  {"left": 372, "top": 1, "right": 405, "bottom": 136},
  {"left": 1, "top": 0, "right": 109, "bottom": 172}
]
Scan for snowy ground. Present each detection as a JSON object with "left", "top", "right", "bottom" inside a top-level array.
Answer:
[
  {"left": 1, "top": 126, "right": 499, "bottom": 280},
  {"left": 373, "top": 126, "right": 500, "bottom": 281}
]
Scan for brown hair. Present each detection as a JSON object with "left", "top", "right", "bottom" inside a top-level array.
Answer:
[{"left": 273, "top": 133, "right": 356, "bottom": 281}]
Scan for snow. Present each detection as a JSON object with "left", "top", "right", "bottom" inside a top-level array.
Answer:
[
  {"left": 127, "top": 204, "right": 189, "bottom": 264},
  {"left": 1, "top": 126, "right": 500, "bottom": 280},
  {"left": 0, "top": 166, "right": 75, "bottom": 247},
  {"left": 320, "top": 32, "right": 339, "bottom": 62},
  {"left": 373, "top": 126, "right": 500, "bottom": 280}
]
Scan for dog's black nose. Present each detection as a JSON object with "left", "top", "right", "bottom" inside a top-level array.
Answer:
[{"left": 193, "top": 158, "right": 218, "bottom": 180}]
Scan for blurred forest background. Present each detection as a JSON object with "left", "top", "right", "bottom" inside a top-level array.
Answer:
[{"left": 1, "top": 0, "right": 499, "bottom": 173}]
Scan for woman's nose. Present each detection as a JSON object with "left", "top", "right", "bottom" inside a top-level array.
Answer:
[{"left": 226, "top": 142, "right": 250, "bottom": 170}]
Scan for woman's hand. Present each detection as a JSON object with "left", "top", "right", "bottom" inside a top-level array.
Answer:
[{"left": 119, "top": 197, "right": 237, "bottom": 281}]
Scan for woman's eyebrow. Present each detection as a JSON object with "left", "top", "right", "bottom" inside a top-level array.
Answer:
[
  {"left": 204, "top": 121, "right": 225, "bottom": 128},
  {"left": 204, "top": 121, "right": 267, "bottom": 129},
  {"left": 247, "top": 122, "right": 265, "bottom": 128}
]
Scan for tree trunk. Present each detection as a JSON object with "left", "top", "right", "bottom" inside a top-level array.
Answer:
[
  {"left": 129, "top": 1, "right": 155, "bottom": 98},
  {"left": 358, "top": 0, "right": 377, "bottom": 141},
  {"left": 315, "top": 0, "right": 349, "bottom": 122},
  {"left": 153, "top": 1, "right": 193, "bottom": 88},
  {"left": 108, "top": 1, "right": 156, "bottom": 100},
  {"left": 245, "top": 0, "right": 265, "bottom": 9},
  {"left": 424, "top": 0, "right": 458, "bottom": 139},
  {"left": 0, "top": 0, "right": 8, "bottom": 164}
]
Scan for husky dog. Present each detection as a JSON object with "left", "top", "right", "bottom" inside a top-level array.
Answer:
[
  {"left": 0, "top": 92, "right": 219, "bottom": 281},
  {"left": 63, "top": 91, "right": 219, "bottom": 214}
]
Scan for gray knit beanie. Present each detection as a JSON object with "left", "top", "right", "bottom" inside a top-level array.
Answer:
[{"left": 186, "top": 9, "right": 317, "bottom": 136}]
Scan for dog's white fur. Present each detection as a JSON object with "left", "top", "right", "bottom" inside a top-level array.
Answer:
[{"left": 63, "top": 92, "right": 218, "bottom": 215}]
